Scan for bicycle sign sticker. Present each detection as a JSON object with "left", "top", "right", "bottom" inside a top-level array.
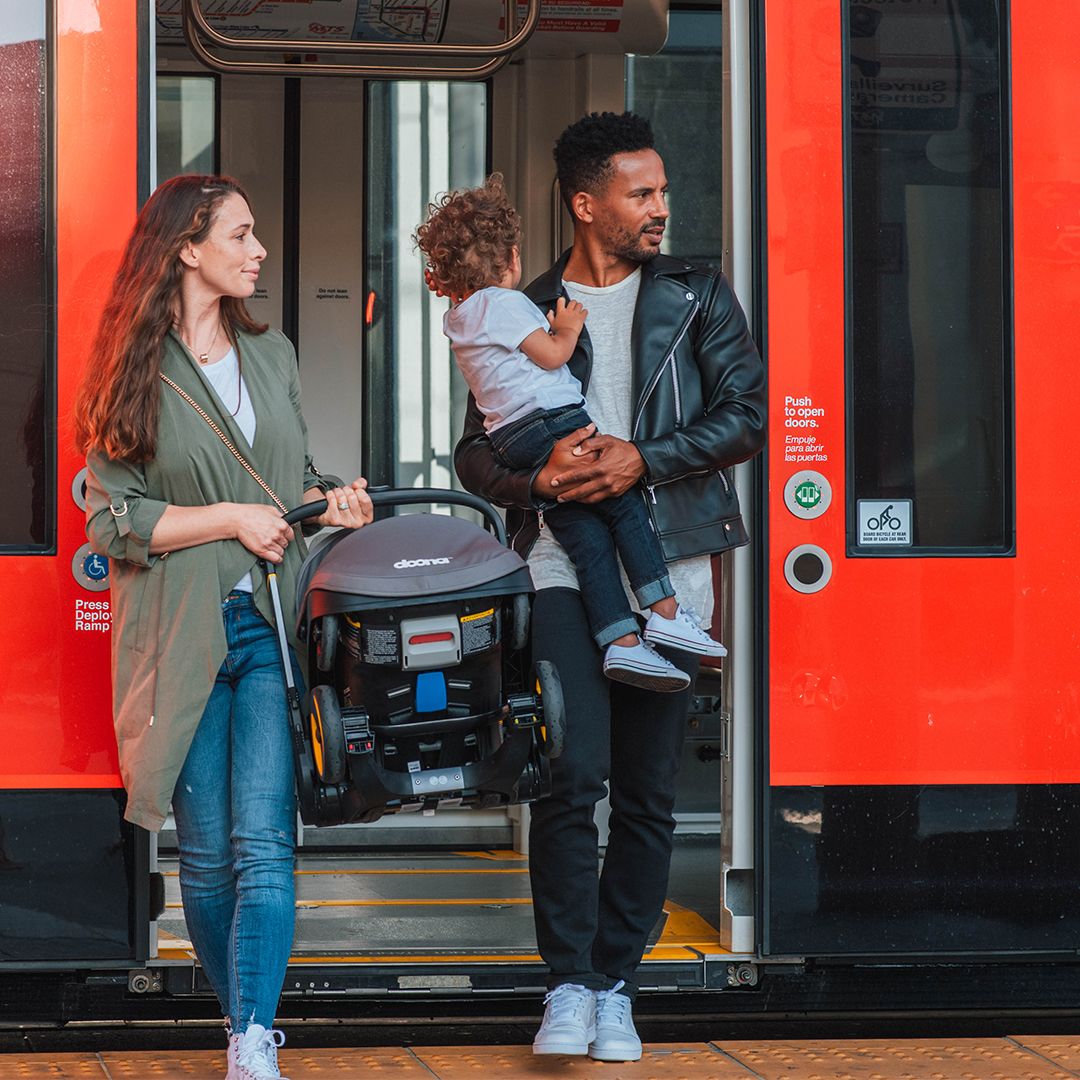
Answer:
[{"left": 857, "top": 500, "right": 912, "bottom": 546}]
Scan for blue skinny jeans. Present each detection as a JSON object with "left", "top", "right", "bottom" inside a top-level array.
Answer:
[{"left": 171, "top": 592, "right": 299, "bottom": 1033}]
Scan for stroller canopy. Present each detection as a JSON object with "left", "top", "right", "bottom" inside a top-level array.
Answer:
[{"left": 297, "top": 511, "right": 533, "bottom": 635}]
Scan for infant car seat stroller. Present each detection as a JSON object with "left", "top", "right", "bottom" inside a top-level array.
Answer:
[{"left": 269, "top": 488, "right": 564, "bottom": 828}]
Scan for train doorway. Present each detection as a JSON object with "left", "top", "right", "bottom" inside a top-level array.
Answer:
[{"left": 143, "top": 0, "right": 750, "bottom": 993}]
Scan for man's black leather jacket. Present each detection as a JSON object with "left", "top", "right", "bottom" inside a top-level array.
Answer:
[{"left": 454, "top": 251, "right": 767, "bottom": 561}]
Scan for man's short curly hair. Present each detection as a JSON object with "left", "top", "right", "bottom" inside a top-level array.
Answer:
[
  {"left": 554, "top": 112, "right": 655, "bottom": 211},
  {"left": 414, "top": 173, "right": 521, "bottom": 297}
]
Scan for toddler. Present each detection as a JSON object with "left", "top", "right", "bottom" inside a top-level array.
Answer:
[{"left": 415, "top": 174, "right": 725, "bottom": 693}]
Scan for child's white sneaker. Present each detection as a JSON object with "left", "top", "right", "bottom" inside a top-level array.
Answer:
[
  {"left": 603, "top": 639, "right": 691, "bottom": 693},
  {"left": 644, "top": 605, "right": 727, "bottom": 658}
]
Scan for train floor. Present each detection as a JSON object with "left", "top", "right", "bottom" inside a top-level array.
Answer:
[
  {"left": 7, "top": 1036, "right": 1080, "bottom": 1077},
  {"left": 154, "top": 836, "right": 726, "bottom": 972}
]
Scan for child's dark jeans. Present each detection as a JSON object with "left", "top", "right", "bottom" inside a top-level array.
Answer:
[{"left": 489, "top": 403, "right": 675, "bottom": 648}]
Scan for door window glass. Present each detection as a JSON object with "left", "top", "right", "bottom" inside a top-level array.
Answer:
[
  {"left": 0, "top": 4, "right": 52, "bottom": 551},
  {"left": 365, "top": 81, "right": 487, "bottom": 493},
  {"left": 626, "top": 9, "right": 723, "bottom": 267},
  {"left": 846, "top": 0, "right": 1011, "bottom": 553},
  {"left": 156, "top": 74, "right": 216, "bottom": 182}
]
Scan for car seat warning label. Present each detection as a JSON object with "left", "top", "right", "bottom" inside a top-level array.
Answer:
[
  {"left": 460, "top": 609, "right": 497, "bottom": 655},
  {"left": 363, "top": 626, "right": 400, "bottom": 665}
]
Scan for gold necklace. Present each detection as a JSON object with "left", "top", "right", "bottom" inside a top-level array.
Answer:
[{"left": 186, "top": 322, "right": 221, "bottom": 365}]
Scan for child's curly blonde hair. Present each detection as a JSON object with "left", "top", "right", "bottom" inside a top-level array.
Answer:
[{"left": 414, "top": 173, "right": 521, "bottom": 298}]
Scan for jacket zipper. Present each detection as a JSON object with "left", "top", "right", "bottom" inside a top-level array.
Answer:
[
  {"left": 671, "top": 359, "right": 682, "bottom": 427},
  {"left": 632, "top": 301, "right": 699, "bottom": 439},
  {"left": 644, "top": 466, "right": 713, "bottom": 504}
]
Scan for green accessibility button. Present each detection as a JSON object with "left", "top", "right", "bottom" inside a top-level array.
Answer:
[
  {"left": 783, "top": 470, "right": 832, "bottom": 519},
  {"left": 794, "top": 479, "right": 822, "bottom": 509}
]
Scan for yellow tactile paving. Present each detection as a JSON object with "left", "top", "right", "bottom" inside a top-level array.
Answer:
[
  {"left": 100, "top": 1050, "right": 227, "bottom": 1077},
  {"left": 9, "top": 1038, "right": 1080, "bottom": 1079},
  {"left": 410, "top": 1045, "right": 750, "bottom": 1079},
  {"left": 0, "top": 1056, "right": 106, "bottom": 1078},
  {"left": 715, "top": 1038, "right": 1080, "bottom": 1080},
  {"left": 281, "top": 1048, "right": 436, "bottom": 1074},
  {"left": 1011, "top": 1037, "right": 1080, "bottom": 1073}
]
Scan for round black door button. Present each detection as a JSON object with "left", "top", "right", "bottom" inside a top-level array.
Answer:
[{"left": 793, "top": 552, "right": 824, "bottom": 585}]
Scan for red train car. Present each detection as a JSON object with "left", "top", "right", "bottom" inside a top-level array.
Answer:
[{"left": 3, "top": 0, "right": 1080, "bottom": 1018}]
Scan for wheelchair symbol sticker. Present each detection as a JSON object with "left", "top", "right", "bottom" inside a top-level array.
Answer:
[{"left": 72, "top": 543, "right": 111, "bottom": 592}]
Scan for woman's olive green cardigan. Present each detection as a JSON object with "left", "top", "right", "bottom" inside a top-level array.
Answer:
[{"left": 86, "top": 329, "right": 338, "bottom": 831}]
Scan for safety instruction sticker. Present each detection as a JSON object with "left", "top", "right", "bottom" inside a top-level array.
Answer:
[
  {"left": 363, "top": 625, "right": 400, "bottom": 665},
  {"left": 460, "top": 608, "right": 497, "bottom": 655},
  {"left": 505, "top": 0, "right": 622, "bottom": 33},
  {"left": 858, "top": 500, "right": 912, "bottom": 546}
]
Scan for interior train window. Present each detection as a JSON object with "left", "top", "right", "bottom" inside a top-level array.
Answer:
[
  {"left": 845, "top": 0, "right": 1012, "bottom": 554},
  {"left": 364, "top": 81, "right": 488, "bottom": 493},
  {"left": 626, "top": 7, "right": 723, "bottom": 267},
  {"left": 0, "top": 4, "right": 53, "bottom": 552},
  {"left": 156, "top": 74, "right": 217, "bottom": 182}
]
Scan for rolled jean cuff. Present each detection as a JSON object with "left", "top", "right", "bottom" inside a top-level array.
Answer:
[
  {"left": 634, "top": 574, "right": 675, "bottom": 610},
  {"left": 594, "top": 616, "right": 642, "bottom": 649}
]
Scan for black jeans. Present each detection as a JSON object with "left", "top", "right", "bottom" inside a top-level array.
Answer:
[
  {"left": 529, "top": 587, "right": 698, "bottom": 999},
  {"left": 491, "top": 405, "right": 674, "bottom": 646}
]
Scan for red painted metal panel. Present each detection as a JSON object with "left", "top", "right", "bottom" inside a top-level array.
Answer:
[
  {"left": 768, "top": 3, "right": 1080, "bottom": 786},
  {"left": 0, "top": 1, "right": 138, "bottom": 788}
]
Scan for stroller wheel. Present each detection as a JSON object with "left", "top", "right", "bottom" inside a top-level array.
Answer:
[
  {"left": 315, "top": 614, "right": 339, "bottom": 673},
  {"left": 535, "top": 659, "right": 565, "bottom": 759},
  {"left": 307, "top": 684, "right": 347, "bottom": 784},
  {"left": 508, "top": 593, "right": 531, "bottom": 653}
]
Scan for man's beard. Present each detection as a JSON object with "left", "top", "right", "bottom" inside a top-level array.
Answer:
[{"left": 606, "top": 222, "right": 663, "bottom": 264}]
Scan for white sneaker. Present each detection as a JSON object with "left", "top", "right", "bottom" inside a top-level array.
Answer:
[
  {"left": 228, "top": 1023, "right": 288, "bottom": 1079},
  {"left": 603, "top": 639, "right": 691, "bottom": 693},
  {"left": 532, "top": 983, "right": 596, "bottom": 1055},
  {"left": 644, "top": 604, "right": 727, "bottom": 658},
  {"left": 589, "top": 981, "right": 642, "bottom": 1062}
]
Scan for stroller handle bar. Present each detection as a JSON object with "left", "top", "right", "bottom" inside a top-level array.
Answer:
[{"left": 281, "top": 487, "right": 508, "bottom": 546}]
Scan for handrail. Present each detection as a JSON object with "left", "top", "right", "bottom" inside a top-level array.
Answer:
[
  {"left": 180, "top": 0, "right": 541, "bottom": 80},
  {"left": 183, "top": 0, "right": 541, "bottom": 58}
]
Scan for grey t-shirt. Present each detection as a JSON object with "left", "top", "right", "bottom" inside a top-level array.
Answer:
[{"left": 527, "top": 269, "right": 715, "bottom": 627}]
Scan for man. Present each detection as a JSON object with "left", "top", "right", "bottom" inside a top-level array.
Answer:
[{"left": 455, "top": 112, "right": 766, "bottom": 1061}]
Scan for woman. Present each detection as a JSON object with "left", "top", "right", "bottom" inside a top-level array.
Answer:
[{"left": 75, "top": 175, "right": 371, "bottom": 1080}]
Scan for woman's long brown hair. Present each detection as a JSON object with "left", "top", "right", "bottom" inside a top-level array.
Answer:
[{"left": 74, "top": 175, "right": 267, "bottom": 462}]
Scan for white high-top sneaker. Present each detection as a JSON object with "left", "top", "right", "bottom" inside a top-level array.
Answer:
[{"left": 227, "top": 1023, "right": 288, "bottom": 1079}]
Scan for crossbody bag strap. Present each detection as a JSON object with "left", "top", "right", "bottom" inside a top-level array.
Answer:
[{"left": 159, "top": 371, "right": 287, "bottom": 514}]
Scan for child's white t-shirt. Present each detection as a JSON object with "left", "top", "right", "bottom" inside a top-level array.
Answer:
[{"left": 444, "top": 286, "right": 584, "bottom": 433}]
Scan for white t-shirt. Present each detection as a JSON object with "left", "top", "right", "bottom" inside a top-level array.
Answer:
[
  {"left": 527, "top": 269, "right": 716, "bottom": 628},
  {"left": 197, "top": 346, "right": 257, "bottom": 593},
  {"left": 444, "top": 287, "right": 584, "bottom": 433}
]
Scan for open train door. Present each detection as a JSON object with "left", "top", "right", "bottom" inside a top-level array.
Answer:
[{"left": 763, "top": 1, "right": 1080, "bottom": 958}]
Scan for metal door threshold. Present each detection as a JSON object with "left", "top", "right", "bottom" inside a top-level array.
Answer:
[{"left": 156, "top": 849, "right": 734, "bottom": 992}]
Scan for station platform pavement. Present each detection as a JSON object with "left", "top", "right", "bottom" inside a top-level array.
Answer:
[{"left": 6, "top": 1037, "right": 1080, "bottom": 1078}]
